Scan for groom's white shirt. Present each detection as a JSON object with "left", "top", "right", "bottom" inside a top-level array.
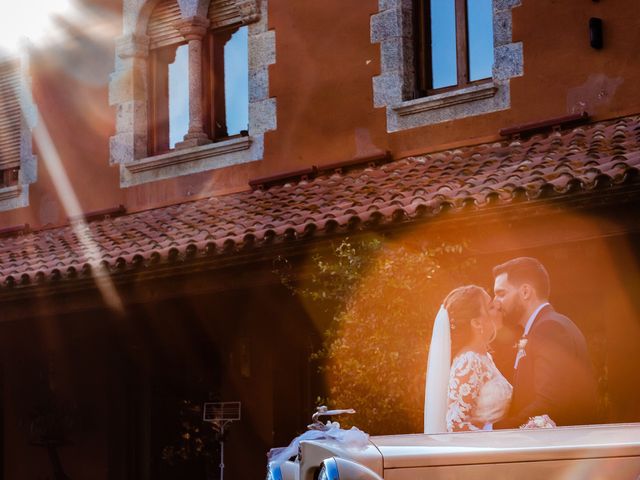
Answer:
[
  {"left": 514, "top": 301, "right": 550, "bottom": 369},
  {"left": 523, "top": 302, "right": 550, "bottom": 337}
]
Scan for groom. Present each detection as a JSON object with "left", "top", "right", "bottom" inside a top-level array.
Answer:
[{"left": 492, "top": 257, "right": 598, "bottom": 428}]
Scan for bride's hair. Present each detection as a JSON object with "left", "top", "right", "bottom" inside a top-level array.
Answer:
[{"left": 443, "top": 285, "right": 487, "bottom": 358}]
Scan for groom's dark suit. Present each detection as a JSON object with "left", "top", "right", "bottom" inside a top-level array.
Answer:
[{"left": 495, "top": 305, "right": 598, "bottom": 428}]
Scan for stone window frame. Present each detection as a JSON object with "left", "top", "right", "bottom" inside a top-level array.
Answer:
[
  {"left": 0, "top": 52, "right": 37, "bottom": 212},
  {"left": 109, "top": 0, "right": 276, "bottom": 187},
  {"left": 371, "top": 0, "right": 523, "bottom": 133}
]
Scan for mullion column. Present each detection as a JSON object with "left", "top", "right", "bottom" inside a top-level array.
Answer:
[
  {"left": 455, "top": 0, "right": 469, "bottom": 87},
  {"left": 176, "top": 16, "right": 212, "bottom": 148}
]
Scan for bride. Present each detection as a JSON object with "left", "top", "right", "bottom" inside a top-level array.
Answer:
[{"left": 424, "top": 285, "right": 512, "bottom": 432}]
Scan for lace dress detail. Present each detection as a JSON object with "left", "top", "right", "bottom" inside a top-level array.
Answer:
[{"left": 446, "top": 351, "right": 512, "bottom": 432}]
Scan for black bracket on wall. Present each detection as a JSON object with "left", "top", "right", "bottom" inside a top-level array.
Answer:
[{"left": 589, "top": 17, "right": 603, "bottom": 49}]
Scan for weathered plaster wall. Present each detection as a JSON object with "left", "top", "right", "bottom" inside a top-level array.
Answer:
[{"left": 0, "top": 0, "right": 639, "bottom": 228}]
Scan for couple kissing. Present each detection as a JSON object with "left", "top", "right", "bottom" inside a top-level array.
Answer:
[{"left": 424, "top": 257, "right": 598, "bottom": 433}]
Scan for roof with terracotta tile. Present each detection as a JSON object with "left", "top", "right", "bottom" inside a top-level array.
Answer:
[{"left": 1, "top": 114, "right": 640, "bottom": 290}]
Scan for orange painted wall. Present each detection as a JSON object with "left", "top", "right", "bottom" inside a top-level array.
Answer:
[{"left": 0, "top": 0, "right": 639, "bottom": 230}]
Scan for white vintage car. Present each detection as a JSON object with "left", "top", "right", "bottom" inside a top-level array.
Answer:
[{"left": 267, "top": 422, "right": 640, "bottom": 480}]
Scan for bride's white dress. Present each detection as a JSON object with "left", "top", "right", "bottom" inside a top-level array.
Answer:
[{"left": 446, "top": 351, "right": 513, "bottom": 432}]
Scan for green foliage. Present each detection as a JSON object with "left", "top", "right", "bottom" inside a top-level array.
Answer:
[
  {"left": 279, "top": 235, "right": 474, "bottom": 434},
  {"left": 162, "top": 400, "right": 217, "bottom": 465}
]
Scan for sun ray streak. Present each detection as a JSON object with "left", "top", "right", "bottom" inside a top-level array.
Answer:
[
  {"left": 23, "top": 79, "right": 124, "bottom": 313},
  {"left": 0, "top": 1, "right": 74, "bottom": 54}
]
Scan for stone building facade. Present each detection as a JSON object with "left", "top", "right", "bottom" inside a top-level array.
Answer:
[{"left": 0, "top": 0, "right": 639, "bottom": 478}]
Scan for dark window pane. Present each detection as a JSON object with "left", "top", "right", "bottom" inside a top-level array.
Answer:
[
  {"left": 430, "top": 0, "right": 458, "bottom": 89},
  {"left": 224, "top": 26, "right": 248, "bottom": 136},
  {"left": 168, "top": 44, "right": 189, "bottom": 148},
  {"left": 467, "top": 0, "right": 494, "bottom": 81}
]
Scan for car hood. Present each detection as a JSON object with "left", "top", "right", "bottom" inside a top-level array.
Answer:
[{"left": 369, "top": 423, "right": 640, "bottom": 469}]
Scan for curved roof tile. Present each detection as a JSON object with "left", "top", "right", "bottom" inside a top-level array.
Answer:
[{"left": 1, "top": 115, "right": 640, "bottom": 288}]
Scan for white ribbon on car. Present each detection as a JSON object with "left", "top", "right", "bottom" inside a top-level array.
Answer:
[{"left": 267, "top": 421, "right": 369, "bottom": 468}]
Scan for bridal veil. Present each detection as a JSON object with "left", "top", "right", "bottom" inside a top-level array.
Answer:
[{"left": 424, "top": 305, "right": 451, "bottom": 433}]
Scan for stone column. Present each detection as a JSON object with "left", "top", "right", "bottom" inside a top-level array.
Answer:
[
  {"left": 109, "top": 33, "right": 150, "bottom": 162},
  {"left": 175, "top": 16, "right": 212, "bottom": 148}
]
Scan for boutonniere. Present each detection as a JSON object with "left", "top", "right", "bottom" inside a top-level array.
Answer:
[{"left": 514, "top": 337, "right": 528, "bottom": 369}]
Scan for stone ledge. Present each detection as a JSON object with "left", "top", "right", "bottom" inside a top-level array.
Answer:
[
  {"left": 126, "top": 135, "right": 251, "bottom": 174},
  {"left": 0, "top": 184, "right": 28, "bottom": 211},
  {"left": 393, "top": 82, "right": 498, "bottom": 117},
  {"left": 0, "top": 185, "right": 21, "bottom": 202}
]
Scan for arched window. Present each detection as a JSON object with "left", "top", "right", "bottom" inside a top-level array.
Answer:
[
  {"left": 109, "top": 0, "right": 275, "bottom": 186},
  {"left": 146, "top": 0, "right": 249, "bottom": 154}
]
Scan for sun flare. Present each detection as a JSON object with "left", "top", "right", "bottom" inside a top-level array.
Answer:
[{"left": 0, "top": 0, "right": 74, "bottom": 54}]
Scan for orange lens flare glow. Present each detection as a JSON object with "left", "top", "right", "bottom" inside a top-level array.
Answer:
[
  {"left": 294, "top": 209, "right": 640, "bottom": 433},
  {"left": 0, "top": 1, "right": 74, "bottom": 54}
]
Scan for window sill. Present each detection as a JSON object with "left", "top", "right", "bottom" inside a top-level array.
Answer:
[
  {"left": 0, "top": 184, "right": 28, "bottom": 211},
  {"left": 0, "top": 185, "right": 22, "bottom": 202},
  {"left": 392, "top": 82, "right": 498, "bottom": 117},
  {"left": 120, "top": 134, "right": 257, "bottom": 187},
  {"left": 127, "top": 135, "right": 252, "bottom": 175}
]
